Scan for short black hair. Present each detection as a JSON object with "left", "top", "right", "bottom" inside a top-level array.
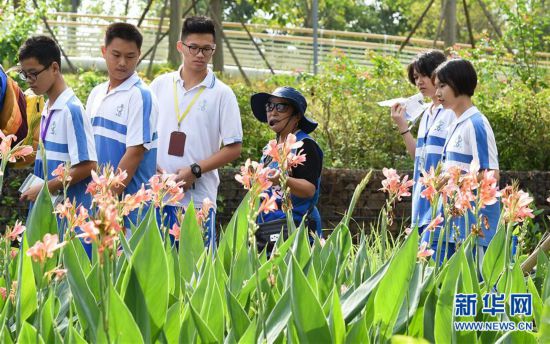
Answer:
[
  {"left": 105, "top": 22, "right": 143, "bottom": 50},
  {"left": 181, "top": 16, "right": 216, "bottom": 41},
  {"left": 434, "top": 59, "right": 477, "bottom": 97},
  {"left": 18, "top": 35, "right": 61, "bottom": 68},
  {"left": 407, "top": 50, "right": 446, "bottom": 85}
]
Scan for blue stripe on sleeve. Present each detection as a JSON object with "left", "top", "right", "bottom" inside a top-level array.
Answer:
[
  {"left": 135, "top": 81, "right": 152, "bottom": 143},
  {"left": 43, "top": 140, "right": 69, "bottom": 153},
  {"left": 67, "top": 96, "right": 90, "bottom": 162},
  {"left": 92, "top": 116, "right": 127, "bottom": 135},
  {"left": 470, "top": 114, "right": 490, "bottom": 169},
  {"left": 447, "top": 151, "right": 472, "bottom": 164}
]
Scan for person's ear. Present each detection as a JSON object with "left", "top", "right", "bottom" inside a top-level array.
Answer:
[
  {"left": 101, "top": 45, "right": 106, "bottom": 58},
  {"left": 176, "top": 41, "right": 184, "bottom": 54},
  {"left": 51, "top": 61, "right": 60, "bottom": 74}
]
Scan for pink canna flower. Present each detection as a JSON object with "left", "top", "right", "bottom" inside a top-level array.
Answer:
[
  {"left": 169, "top": 223, "right": 181, "bottom": 241},
  {"left": 286, "top": 149, "right": 307, "bottom": 169},
  {"left": 196, "top": 198, "right": 215, "bottom": 226},
  {"left": 52, "top": 268, "right": 67, "bottom": 281},
  {"left": 404, "top": 227, "right": 413, "bottom": 236},
  {"left": 6, "top": 220, "right": 25, "bottom": 242},
  {"left": 76, "top": 221, "right": 101, "bottom": 244},
  {"left": 122, "top": 185, "right": 152, "bottom": 215},
  {"left": 0, "top": 287, "right": 6, "bottom": 301},
  {"left": 417, "top": 242, "right": 435, "bottom": 260},
  {"left": 380, "top": 168, "right": 414, "bottom": 201},
  {"left": 52, "top": 163, "right": 72, "bottom": 183},
  {"left": 55, "top": 198, "right": 75, "bottom": 220},
  {"left": 502, "top": 185, "right": 535, "bottom": 223},
  {"left": 478, "top": 170, "right": 500, "bottom": 207},
  {"left": 426, "top": 214, "right": 444, "bottom": 231},
  {"left": 9, "top": 145, "right": 33, "bottom": 162},
  {"left": 419, "top": 166, "right": 442, "bottom": 203},
  {"left": 282, "top": 133, "right": 304, "bottom": 152},
  {"left": 258, "top": 193, "right": 278, "bottom": 214},
  {"left": 26, "top": 234, "right": 66, "bottom": 264},
  {"left": 263, "top": 139, "right": 281, "bottom": 163}
]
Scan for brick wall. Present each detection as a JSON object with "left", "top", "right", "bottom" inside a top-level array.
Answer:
[{"left": 2, "top": 167, "right": 549, "bottom": 232}]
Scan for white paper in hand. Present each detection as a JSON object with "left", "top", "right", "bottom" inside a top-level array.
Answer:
[
  {"left": 19, "top": 174, "right": 62, "bottom": 205},
  {"left": 378, "top": 93, "right": 428, "bottom": 122}
]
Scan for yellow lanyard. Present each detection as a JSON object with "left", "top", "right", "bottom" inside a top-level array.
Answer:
[{"left": 172, "top": 77, "right": 206, "bottom": 125}]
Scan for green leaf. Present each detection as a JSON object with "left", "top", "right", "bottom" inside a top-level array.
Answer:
[
  {"left": 237, "top": 318, "right": 257, "bottom": 344},
  {"left": 345, "top": 313, "right": 369, "bottom": 344},
  {"left": 393, "top": 263, "right": 425, "bottom": 333},
  {"left": 226, "top": 288, "right": 250, "bottom": 341},
  {"left": 289, "top": 254, "right": 331, "bottom": 342},
  {"left": 341, "top": 258, "right": 391, "bottom": 322},
  {"left": 390, "top": 335, "right": 431, "bottom": 344},
  {"left": 107, "top": 282, "right": 144, "bottom": 343},
  {"left": 128, "top": 209, "right": 169, "bottom": 339},
  {"left": 527, "top": 276, "right": 542, "bottom": 327},
  {"left": 422, "top": 288, "right": 438, "bottom": 343},
  {"left": 263, "top": 289, "right": 291, "bottom": 343},
  {"left": 179, "top": 201, "right": 205, "bottom": 282},
  {"left": 15, "top": 234, "right": 37, "bottom": 330},
  {"left": 40, "top": 289, "right": 56, "bottom": 343},
  {"left": 328, "top": 287, "right": 345, "bottom": 344},
  {"left": 163, "top": 301, "right": 182, "bottom": 344},
  {"left": 63, "top": 240, "right": 98, "bottom": 341},
  {"left": 25, "top": 176, "right": 58, "bottom": 245},
  {"left": 482, "top": 226, "right": 506, "bottom": 291},
  {"left": 189, "top": 301, "right": 218, "bottom": 344},
  {"left": 434, "top": 252, "right": 463, "bottom": 344},
  {"left": 17, "top": 322, "right": 44, "bottom": 344},
  {"left": 372, "top": 229, "right": 418, "bottom": 340},
  {"left": 539, "top": 297, "right": 550, "bottom": 343},
  {"left": 291, "top": 222, "right": 312, "bottom": 268},
  {"left": 494, "top": 330, "right": 537, "bottom": 344}
]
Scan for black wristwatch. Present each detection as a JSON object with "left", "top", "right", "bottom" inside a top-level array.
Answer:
[{"left": 190, "top": 163, "right": 202, "bottom": 179}]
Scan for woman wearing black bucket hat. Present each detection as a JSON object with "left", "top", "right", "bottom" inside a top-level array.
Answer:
[{"left": 250, "top": 86, "right": 323, "bottom": 251}]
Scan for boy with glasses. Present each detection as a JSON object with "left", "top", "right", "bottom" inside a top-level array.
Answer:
[
  {"left": 86, "top": 23, "right": 159, "bottom": 229},
  {"left": 150, "top": 16, "right": 243, "bottom": 249},
  {"left": 18, "top": 36, "right": 97, "bottom": 234}
]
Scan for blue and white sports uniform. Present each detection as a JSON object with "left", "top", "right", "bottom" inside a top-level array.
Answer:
[
  {"left": 35, "top": 88, "right": 97, "bottom": 209},
  {"left": 442, "top": 106, "right": 500, "bottom": 247},
  {"left": 86, "top": 73, "right": 159, "bottom": 227},
  {"left": 411, "top": 104, "right": 454, "bottom": 230}
]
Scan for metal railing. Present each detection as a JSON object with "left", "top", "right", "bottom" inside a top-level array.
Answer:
[{"left": 41, "top": 12, "right": 550, "bottom": 73}]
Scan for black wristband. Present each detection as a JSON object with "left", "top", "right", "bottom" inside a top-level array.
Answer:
[{"left": 400, "top": 129, "right": 410, "bottom": 135}]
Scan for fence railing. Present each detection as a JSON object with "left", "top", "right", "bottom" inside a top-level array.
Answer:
[{"left": 41, "top": 12, "right": 550, "bottom": 73}]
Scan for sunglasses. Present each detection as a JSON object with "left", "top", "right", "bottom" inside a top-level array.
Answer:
[{"left": 265, "top": 102, "right": 291, "bottom": 112}]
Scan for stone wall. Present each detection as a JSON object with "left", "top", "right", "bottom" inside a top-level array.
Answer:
[{"left": 2, "top": 167, "right": 550, "bottom": 234}]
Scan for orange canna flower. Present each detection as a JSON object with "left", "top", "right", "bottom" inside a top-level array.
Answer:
[
  {"left": 169, "top": 223, "right": 181, "bottom": 241},
  {"left": 258, "top": 193, "right": 278, "bottom": 214}
]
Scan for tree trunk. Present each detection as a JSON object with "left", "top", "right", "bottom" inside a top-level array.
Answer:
[
  {"left": 12, "top": 0, "right": 20, "bottom": 9},
  {"left": 210, "top": 0, "right": 224, "bottom": 72},
  {"left": 443, "top": 0, "right": 457, "bottom": 47},
  {"left": 168, "top": 0, "right": 183, "bottom": 67}
]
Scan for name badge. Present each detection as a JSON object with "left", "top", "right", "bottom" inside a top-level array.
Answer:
[{"left": 168, "top": 131, "right": 186, "bottom": 157}]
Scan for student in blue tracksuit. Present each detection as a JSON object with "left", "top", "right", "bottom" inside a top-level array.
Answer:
[
  {"left": 251, "top": 87, "right": 323, "bottom": 251},
  {"left": 433, "top": 59, "right": 501, "bottom": 261},
  {"left": 18, "top": 36, "right": 97, "bottom": 255},
  {"left": 390, "top": 51, "right": 454, "bottom": 235}
]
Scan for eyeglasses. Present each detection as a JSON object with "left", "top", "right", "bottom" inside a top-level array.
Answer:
[
  {"left": 182, "top": 42, "right": 216, "bottom": 57},
  {"left": 18, "top": 64, "right": 51, "bottom": 82},
  {"left": 265, "top": 102, "right": 291, "bottom": 113}
]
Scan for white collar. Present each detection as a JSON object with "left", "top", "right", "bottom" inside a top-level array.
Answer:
[
  {"left": 174, "top": 66, "right": 216, "bottom": 90},
  {"left": 46, "top": 88, "right": 75, "bottom": 112}
]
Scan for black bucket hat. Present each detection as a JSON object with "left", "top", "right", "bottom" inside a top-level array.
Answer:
[{"left": 250, "top": 86, "right": 318, "bottom": 134}]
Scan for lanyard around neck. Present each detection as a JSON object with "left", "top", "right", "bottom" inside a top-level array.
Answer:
[
  {"left": 172, "top": 77, "right": 205, "bottom": 125},
  {"left": 40, "top": 110, "right": 55, "bottom": 142}
]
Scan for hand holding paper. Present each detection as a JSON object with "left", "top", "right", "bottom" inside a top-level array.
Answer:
[{"left": 378, "top": 93, "right": 427, "bottom": 122}]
